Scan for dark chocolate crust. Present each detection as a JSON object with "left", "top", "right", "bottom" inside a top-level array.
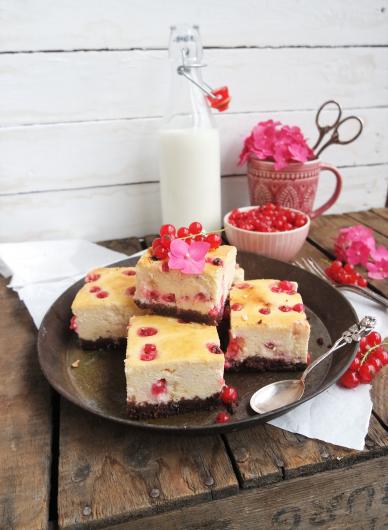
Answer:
[
  {"left": 226, "top": 356, "right": 307, "bottom": 372},
  {"left": 127, "top": 393, "right": 220, "bottom": 419},
  {"left": 79, "top": 337, "right": 126, "bottom": 351},
  {"left": 134, "top": 299, "right": 223, "bottom": 325}
]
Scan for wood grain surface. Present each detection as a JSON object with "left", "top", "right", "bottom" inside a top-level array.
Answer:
[
  {"left": 0, "top": 278, "right": 52, "bottom": 530},
  {"left": 1, "top": 209, "right": 387, "bottom": 530},
  {"left": 308, "top": 211, "right": 388, "bottom": 297},
  {"left": 57, "top": 401, "right": 238, "bottom": 529},
  {"left": 106, "top": 457, "right": 388, "bottom": 530}
]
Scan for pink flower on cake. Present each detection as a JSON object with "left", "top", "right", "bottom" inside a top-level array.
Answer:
[{"left": 168, "top": 239, "right": 210, "bottom": 275}]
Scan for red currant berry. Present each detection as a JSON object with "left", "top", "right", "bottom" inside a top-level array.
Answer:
[
  {"left": 137, "top": 327, "right": 158, "bottom": 337},
  {"left": 368, "top": 354, "right": 382, "bottom": 372},
  {"left": 194, "top": 234, "right": 205, "bottom": 242},
  {"left": 206, "top": 233, "right": 222, "bottom": 249},
  {"left": 374, "top": 348, "right": 388, "bottom": 366},
  {"left": 259, "top": 307, "right": 271, "bottom": 315},
  {"left": 330, "top": 260, "right": 343, "bottom": 272},
  {"left": 357, "top": 277, "right": 367, "bottom": 287},
  {"left": 152, "top": 237, "right": 162, "bottom": 247},
  {"left": 231, "top": 303, "right": 243, "bottom": 311},
  {"left": 159, "top": 224, "right": 176, "bottom": 237},
  {"left": 359, "top": 337, "right": 369, "bottom": 353},
  {"left": 160, "top": 234, "right": 175, "bottom": 249},
  {"left": 177, "top": 226, "right": 190, "bottom": 238},
  {"left": 279, "top": 305, "right": 292, "bottom": 312},
  {"left": 89, "top": 285, "right": 101, "bottom": 293},
  {"left": 140, "top": 344, "right": 157, "bottom": 361},
  {"left": 366, "top": 331, "right": 381, "bottom": 347},
  {"left": 96, "top": 291, "right": 109, "bottom": 298},
  {"left": 151, "top": 378, "right": 167, "bottom": 395},
  {"left": 344, "top": 264, "right": 355, "bottom": 273},
  {"left": 215, "top": 411, "right": 230, "bottom": 424},
  {"left": 69, "top": 315, "right": 77, "bottom": 331},
  {"left": 220, "top": 385, "right": 238, "bottom": 405},
  {"left": 189, "top": 221, "right": 203, "bottom": 235},
  {"left": 154, "top": 245, "right": 169, "bottom": 260},
  {"left": 294, "top": 214, "right": 307, "bottom": 227},
  {"left": 349, "top": 356, "right": 361, "bottom": 371},
  {"left": 293, "top": 303, "right": 304, "bottom": 312},
  {"left": 358, "top": 363, "right": 376, "bottom": 384},
  {"left": 339, "top": 370, "right": 360, "bottom": 389}
]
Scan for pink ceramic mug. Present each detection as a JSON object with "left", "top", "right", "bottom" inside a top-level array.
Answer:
[{"left": 247, "top": 158, "right": 342, "bottom": 218}]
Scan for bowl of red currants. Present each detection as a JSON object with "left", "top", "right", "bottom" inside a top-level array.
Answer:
[{"left": 224, "top": 204, "right": 310, "bottom": 262}]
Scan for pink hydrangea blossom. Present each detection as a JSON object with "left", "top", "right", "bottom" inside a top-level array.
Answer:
[
  {"left": 168, "top": 239, "right": 210, "bottom": 275},
  {"left": 238, "top": 120, "right": 314, "bottom": 170},
  {"left": 334, "top": 225, "right": 375, "bottom": 263},
  {"left": 345, "top": 241, "right": 372, "bottom": 266},
  {"left": 367, "top": 245, "right": 388, "bottom": 279},
  {"left": 366, "top": 259, "right": 388, "bottom": 280}
]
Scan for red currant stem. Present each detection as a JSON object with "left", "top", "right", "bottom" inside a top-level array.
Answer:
[
  {"left": 176, "top": 228, "right": 225, "bottom": 241},
  {"left": 359, "top": 341, "right": 388, "bottom": 365}
]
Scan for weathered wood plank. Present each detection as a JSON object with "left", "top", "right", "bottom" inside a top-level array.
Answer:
[
  {"left": 347, "top": 209, "right": 388, "bottom": 238},
  {"left": 371, "top": 366, "right": 388, "bottom": 429},
  {"left": 2, "top": 0, "right": 387, "bottom": 52},
  {"left": 98, "top": 237, "right": 143, "bottom": 256},
  {"left": 372, "top": 207, "right": 388, "bottom": 222},
  {"left": 107, "top": 456, "right": 388, "bottom": 530},
  {"left": 0, "top": 278, "right": 52, "bottom": 530},
  {"left": 1, "top": 48, "right": 388, "bottom": 126},
  {"left": 58, "top": 401, "right": 238, "bottom": 529},
  {"left": 1, "top": 108, "right": 388, "bottom": 194},
  {"left": 2, "top": 167, "right": 387, "bottom": 244},
  {"left": 308, "top": 213, "right": 388, "bottom": 297}
]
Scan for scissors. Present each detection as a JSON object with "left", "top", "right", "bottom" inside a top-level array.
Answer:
[{"left": 313, "top": 100, "right": 363, "bottom": 157}]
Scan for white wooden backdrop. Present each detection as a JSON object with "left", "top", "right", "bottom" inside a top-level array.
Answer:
[{"left": 1, "top": 0, "right": 388, "bottom": 242}]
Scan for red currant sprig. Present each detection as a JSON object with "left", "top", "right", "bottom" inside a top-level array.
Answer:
[
  {"left": 325, "top": 260, "right": 367, "bottom": 287},
  {"left": 151, "top": 222, "right": 223, "bottom": 259},
  {"left": 338, "top": 331, "right": 388, "bottom": 388}
]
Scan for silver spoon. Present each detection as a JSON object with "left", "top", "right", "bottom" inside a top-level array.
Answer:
[{"left": 250, "top": 316, "right": 376, "bottom": 414}]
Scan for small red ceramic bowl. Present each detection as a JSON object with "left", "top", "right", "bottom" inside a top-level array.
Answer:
[{"left": 224, "top": 206, "right": 310, "bottom": 262}]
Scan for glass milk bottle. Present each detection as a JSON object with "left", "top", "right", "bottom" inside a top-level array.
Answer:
[{"left": 159, "top": 24, "right": 221, "bottom": 231}]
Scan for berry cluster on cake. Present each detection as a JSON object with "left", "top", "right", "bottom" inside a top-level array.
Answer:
[{"left": 69, "top": 220, "right": 311, "bottom": 422}]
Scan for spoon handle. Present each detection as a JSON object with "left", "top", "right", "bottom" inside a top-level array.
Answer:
[{"left": 301, "top": 316, "right": 376, "bottom": 383}]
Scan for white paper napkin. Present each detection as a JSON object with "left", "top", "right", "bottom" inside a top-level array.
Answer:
[
  {"left": 269, "top": 291, "right": 387, "bottom": 450},
  {"left": 1, "top": 240, "right": 386, "bottom": 450}
]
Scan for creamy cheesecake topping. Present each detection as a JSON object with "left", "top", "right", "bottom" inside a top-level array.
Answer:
[
  {"left": 134, "top": 245, "right": 237, "bottom": 322},
  {"left": 226, "top": 279, "right": 310, "bottom": 365},
  {"left": 71, "top": 267, "right": 147, "bottom": 341},
  {"left": 125, "top": 315, "right": 224, "bottom": 405}
]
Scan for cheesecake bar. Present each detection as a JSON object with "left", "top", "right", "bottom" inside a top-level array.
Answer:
[
  {"left": 125, "top": 315, "right": 224, "bottom": 418},
  {"left": 226, "top": 279, "right": 310, "bottom": 371},
  {"left": 71, "top": 267, "right": 147, "bottom": 348},
  {"left": 134, "top": 245, "right": 237, "bottom": 325}
]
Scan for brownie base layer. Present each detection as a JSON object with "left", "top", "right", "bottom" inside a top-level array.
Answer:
[
  {"left": 134, "top": 299, "right": 222, "bottom": 326},
  {"left": 127, "top": 393, "right": 220, "bottom": 419},
  {"left": 79, "top": 337, "right": 126, "bottom": 351},
  {"left": 226, "top": 356, "right": 307, "bottom": 372}
]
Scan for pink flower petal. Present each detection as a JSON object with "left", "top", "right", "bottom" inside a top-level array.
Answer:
[
  {"left": 181, "top": 258, "right": 205, "bottom": 275},
  {"left": 168, "top": 255, "right": 187, "bottom": 270},
  {"left": 189, "top": 241, "right": 210, "bottom": 261},
  {"left": 366, "top": 259, "right": 388, "bottom": 280},
  {"left": 346, "top": 241, "right": 371, "bottom": 266},
  {"left": 371, "top": 245, "right": 388, "bottom": 261},
  {"left": 169, "top": 239, "right": 189, "bottom": 258}
]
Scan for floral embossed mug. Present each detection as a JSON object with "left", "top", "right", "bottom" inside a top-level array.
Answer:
[{"left": 247, "top": 157, "right": 342, "bottom": 219}]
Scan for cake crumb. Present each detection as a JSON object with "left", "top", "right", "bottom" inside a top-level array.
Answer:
[{"left": 71, "top": 359, "right": 80, "bottom": 368}]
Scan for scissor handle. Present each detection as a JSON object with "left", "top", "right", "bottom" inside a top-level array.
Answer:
[
  {"left": 332, "top": 115, "right": 364, "bottom": 145},
  {"left": 316, "top": 115, "right": 363, "bottom": 157},
  {"left": 313, "top": 100, "right": 342, "bottom": 151},
  {"left": 315, "top": 100, "right": 342, "bottom": 130}
]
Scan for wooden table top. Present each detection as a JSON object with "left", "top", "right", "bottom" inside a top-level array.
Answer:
[{"left": 1, "top": 209, "right": 387, "bottom": 530}]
